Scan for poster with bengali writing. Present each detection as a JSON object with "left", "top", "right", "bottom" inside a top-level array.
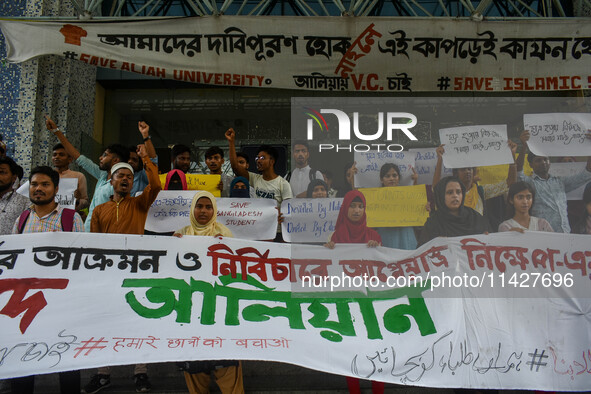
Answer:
[
  {"left": 439, "top": 125, "right": 514, "bottom": 168},
  {"left": 523, "top": 113, "right": 591, "bottom": 157}
]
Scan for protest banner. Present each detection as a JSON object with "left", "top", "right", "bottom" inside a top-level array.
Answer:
[
  {"left": 353, "top": 151, "right": 415, "bottom": 188},
  {"left": 144, "top": 190, "right": 277, "bottom": 239},
  {"left": 523, "top": 113, "right": 591, "bottom": 157},
  {"left": 408, "top": 148, "right": 452, "bottom": 185},
  {"left": 281, "top": 198, "right": 342, "bottom": 243},
  {"left": 1, "top": 18, "right": 591, "bottom": 92},
  {"left": 0, "top": 232, "right": 590, "bottom": 391},
  {"left": 439, "top": 125, "right": 514, "bottom": 169},
  {"left": 548, "top": 162, "right": 590, "bottom": 200},
  {"left": 360, "top": 185, "right": 429, "bottom": 227},
  {"left": 159, "top": 173, "right": 221, "bottom": 196},
  {"left": 17, "top": 178, "right": 78, "bottom": 210}
]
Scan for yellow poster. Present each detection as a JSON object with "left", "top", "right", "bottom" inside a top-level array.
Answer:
[
  {"left": 159, "top": 173, "right": 221, "bottom": 197},
  {"left": 477, "top": 155, "right": 532, "bottom": 185},
  {"left": 360, "top": 185, "right": 429, "bottom": 227}
]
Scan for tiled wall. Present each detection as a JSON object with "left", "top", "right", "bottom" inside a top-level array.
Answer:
[{"left": 0, "top": 0, "right": 97, "bottom": 177}]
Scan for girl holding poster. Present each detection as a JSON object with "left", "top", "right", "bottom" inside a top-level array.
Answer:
[{"left": 376, "top": 163, "right": 418, "bottom": 250}]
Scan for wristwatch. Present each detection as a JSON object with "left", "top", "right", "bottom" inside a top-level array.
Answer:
[{"left": 143, "top": 135, "right": 151, "bottom": 142}]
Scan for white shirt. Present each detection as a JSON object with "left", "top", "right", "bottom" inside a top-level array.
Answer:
[
  {"left": 249, "top": 172, "right": 293, "bottom": 205},
  {"left": 289, "top": 165, "right": 323, "bottom": 196}
]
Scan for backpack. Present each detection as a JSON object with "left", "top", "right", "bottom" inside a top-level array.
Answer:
[
  {"left": 285, "top": 167, "right": 319, "bottom": 182},
  {"left": 18, "top": 208, "right": 76, "bottom": 234}
]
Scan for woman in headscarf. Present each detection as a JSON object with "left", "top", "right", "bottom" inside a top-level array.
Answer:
[
  {"left": 324, "top": 190, "right": 381, "bottom": 248},
  {"left": 172, "top": 191, "right": 242, "bottom": 393},
  {"left": 376, "top": 163, "right": 418, "bottom": 250},
  {"left": 174, "top": 190, "right": 233, "bottom": 238},
  {"left": 229, "top": 176, "right": 250, "bottom": 198},
  {"left": 324, "top": 189, "right": 383, "bottom": 393},
  {"left": 306, "top": 178, "right": 329, "bottom": 198},
  {"left": 418, "top": 176, "right": 489, "bottom": 246},
  {"left": 164, "top": 169, "right": 188, "bottom": 190}
]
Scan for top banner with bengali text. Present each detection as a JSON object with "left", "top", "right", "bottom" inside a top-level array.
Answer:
[{"left": 1, "top": 16, "right": 591, "bottom": 92}]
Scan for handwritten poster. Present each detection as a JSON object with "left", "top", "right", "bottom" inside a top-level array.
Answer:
[
  {"left": 217, "top": 198, "right": 278, "bottom": 240},
  {"left": 438, "top": 125, "right": 514, "bottom": 168},
  {"left": 523, "top": 113, "right": 591, "bottom": 157},
  {"left": 360, "top": 185, "right": 429, "bottom": 227},
  {"left": 144, "top": 191, "right": 277, "bottom": 239},
  {"left": 0, "top": 232, "right": 590, "bottom": 391},
  {"left": 408, "top": 148, "right": 452, "bottom": 185},
  {"left": 281, "top": 198, "right": 342, "bottom": 243},
  {"left": 548, "top": 162, "right": 590, "bottom": 200},
  {"left": 159, "top": 173, "right": 221, "bottom": 196},
  {"left": 353, "top": 151, "right": 415, "bottom": 188},
  {"left": 17, "top": 178, "right": 78, "bottom": 210}
]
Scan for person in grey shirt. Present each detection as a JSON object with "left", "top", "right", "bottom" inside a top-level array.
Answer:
[
  {"left": 515, "top": 130, "right": 591, "bottom": 233},
  {"left": 0, "top": 156, "right": 30, "bottom": 235}
]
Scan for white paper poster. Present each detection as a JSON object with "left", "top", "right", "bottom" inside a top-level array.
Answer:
[
  {"left": 408, "top": 148, "right": 453, "bottom": 185},
  {"left": 439, "top": 125, "right": 514, "bottom": 168},
  {"left": 523, "top": 113, "right": 591, "bottom": 157},
  {"left": 281, "top": 198, "right": 342, "bottom": 243},
  {"left": 144, "top": 191, "right": 278, "bottom": 239}
]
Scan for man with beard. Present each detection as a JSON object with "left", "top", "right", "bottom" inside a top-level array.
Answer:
[
  {"left": 83, "top": 145, "right": 160, "bottom": 393},
  {"left": 285, "top": 140, "right": 322, "bottom": 198},
  {"left": 516, "top": 130, "right": 591, "bottom": 233},
  {"left": 128, "top": 120, "right": 158, "bottom": 196},
  {"left": 47, "top": 116, "right": 129, "bottom": 232},
  {"left": 0, "top": 156, "right": 30, "bottom": 235},
  {"left": 10, "top": 166, "right": 83, "bottom": 393},
  {"left": 52, "top": 143, "right": 89, "bottom": 211},
  {"left": 91, "top": 144, "right": 161, "bottom": 234}
]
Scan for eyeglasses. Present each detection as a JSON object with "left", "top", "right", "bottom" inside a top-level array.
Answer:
[{"left": 255, "top": 156, "right": 267, "bottom": 161}]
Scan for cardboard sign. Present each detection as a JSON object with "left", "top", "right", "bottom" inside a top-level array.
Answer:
[
  {"left": 360, "top": 185, "right": 429, "bottom": 227},
  {"left": 159, "top": 173, "right": 221, "bottom": 196}
]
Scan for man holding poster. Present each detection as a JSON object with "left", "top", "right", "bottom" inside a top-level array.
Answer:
[{"left": 516, "top": 130, "right": 591, "bottom": 233}]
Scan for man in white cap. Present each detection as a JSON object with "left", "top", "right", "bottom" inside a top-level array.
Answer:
[
  {"left": 83, "top": 145, "right": 161, "bottom": 394},
  {"left": 90, "top": 145, "right": 161, "bottom": 234}
]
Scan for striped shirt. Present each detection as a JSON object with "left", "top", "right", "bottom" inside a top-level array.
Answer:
[{"left": 12, "top": 204, "right": 84, "bottom": 234}]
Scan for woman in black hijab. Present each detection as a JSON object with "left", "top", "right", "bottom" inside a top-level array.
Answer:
[{"left": 418, "top": 176, "right": 489, "bottom": 246}]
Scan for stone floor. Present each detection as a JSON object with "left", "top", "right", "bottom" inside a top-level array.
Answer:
[{"left": 0, "top": 361, "right": 588, "bottom": 393}]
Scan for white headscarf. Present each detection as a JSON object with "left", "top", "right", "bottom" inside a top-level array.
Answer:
[{"left": 177, "top": 190, "right": 233, "bottom": 237}]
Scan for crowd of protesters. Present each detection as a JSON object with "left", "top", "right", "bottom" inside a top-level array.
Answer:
[{"left": 0, "top": 120, "right": 590, "bottom": 394}]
